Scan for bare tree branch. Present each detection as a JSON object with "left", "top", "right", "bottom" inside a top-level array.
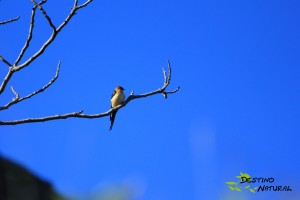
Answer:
[
  {"left": 10, "top": 86, "right": 19, "bottom": 100},
  {"left": 0, "top": 0, "right": 93, "bottom": 95},
  {"left": 74, "top": 0, "right": 79, "bottom": 7},
  {"left": 14, "top": 6, "right": 37, "bottom": 66},
  {"left": 31, "top": 0, "right": 56, "bottom": 30},
  {"left": 0, "top": 61, "right": 180, "bottom": 125},
  {"left": 0, "top": 16, "right": 20, "bottom": 25},
  {"left": 76, "top": 0, "right": 93, "bottom": 9},
  {"left": 14, "top": 0, "right": 48, "bottom": 66},
  {"left": 14, "top": 0, "right": 48, "bottom": 67},
  {"left": 0, "top": 69, "right": 14, "bottom": 94},
  {"left": 0, "top": 61, "right": 61, "bottom": 111},
  {"left": 0, "top": 56, "right": 13, "bottom": 67},
  {"left": 18, "top": 0, "right": 93, "bottom": 70},
  {"left": 0, "top": 0, "right": 179, "bottom": 128},
  {"left": 56, "top": 0, "right": 93, "bottom": 32}
]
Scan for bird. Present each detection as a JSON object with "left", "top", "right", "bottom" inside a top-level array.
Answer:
[{"left": 109, "top": 86, "right": 125, "bottom": 130}]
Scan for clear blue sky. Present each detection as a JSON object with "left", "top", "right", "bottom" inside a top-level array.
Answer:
[{"left": 1, "top": 0, "right": 300, "bottom": 199}]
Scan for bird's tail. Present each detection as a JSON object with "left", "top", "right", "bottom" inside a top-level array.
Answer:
[{"left": 109, "top": 110, "right": 117, "bottom": 131}]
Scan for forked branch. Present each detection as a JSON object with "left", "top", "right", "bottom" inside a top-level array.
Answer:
[
  {"left": 0, "top": 61, "right": 179, "bottom": 125},
  {"left": 0, "top": 0, "right": 93, "bottom": 95},
  {"left": 0, "top": 61, "right": 61, "bottom": 111},
  {"left": 18, "top": 0, "right": 93, "bottom": 70}
]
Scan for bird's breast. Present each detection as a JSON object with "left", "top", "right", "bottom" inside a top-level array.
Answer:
[{"left": 111, "top": 92, "right": 125, "bottom": 107}]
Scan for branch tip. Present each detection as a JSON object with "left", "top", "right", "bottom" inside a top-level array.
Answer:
[
  {"left": 167, "top": 60, "right": 172, "bottom": 84},
  {"left": 11, "top": 86, "right": 20, "bottom": 100},
  {"left": 55, "top": 61, "right": 61, "bottom": 76},
  {"left": 0, "top": 55, "right": 13, "bottom": 67},
  {"left": 162, "top": 67, "right": 167, "bottom": 83},
  {"left": 0, "top": 16, "right": 20, "bottom": 25}
]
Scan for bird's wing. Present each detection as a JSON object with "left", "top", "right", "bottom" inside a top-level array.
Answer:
[{"left": 111, "top": 90, "right": 116, "bottom": 99}]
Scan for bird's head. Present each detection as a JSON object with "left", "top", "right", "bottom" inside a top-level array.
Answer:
[{"left": 115, "top": 86, "right": 125, "bottom": 92}]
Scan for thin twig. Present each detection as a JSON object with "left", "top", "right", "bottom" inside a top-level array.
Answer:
[
  {"left": 0, "top": 69, "right": 14, "bottom": 94},
  {"left": 0, "top": 56, "right": 13, "bottom": 67},
  {"left": 15, "top": 0, "right": 47, "bottom": 66},
  {"left": 162, "top": 87, "right": 180, "bottom": 99},
  {"left": 0, "top": 62, "right": 61, "bottom": 111},
  {"left": 162, "top": 67, "right": 167, "bottom": 84},
  {"left": 0, "top": 16, "right": 20, "bottom": 25},
  {"left": 14, "top": 5, "right": 37, "bottom": 66},
  {"left": 31, "top": 0, "right": 56, "bottom": 30},
  {"left": 0, "top": 61, "right": 179, "bottom": 125},
  {"left": 56, "top": 0, "right": 93, "bottom": 32},
  {"left": 10, "top": 86, "right": 20, "bottom": 100},
  {"left": 76, "top": 0, "right": 93, "bottom": 9},
  {"left": 167, "top": 60, "right": 172, "bottom": 84}
]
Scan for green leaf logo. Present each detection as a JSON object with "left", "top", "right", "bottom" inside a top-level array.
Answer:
[
  {"left": 226, "top": 172, "right": 256, "bottom": 194},
  {"left": 225, "top": 182, "right": 237, "bottom": 185}
]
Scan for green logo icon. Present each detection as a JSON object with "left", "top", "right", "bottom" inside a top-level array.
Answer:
[{"left": 225, "top": 172, "right": 258, "bottom": 193}]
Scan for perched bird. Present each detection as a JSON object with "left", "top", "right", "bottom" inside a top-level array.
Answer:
[{"left": 110, "top": 86, "right": 125, "bottom": 130}]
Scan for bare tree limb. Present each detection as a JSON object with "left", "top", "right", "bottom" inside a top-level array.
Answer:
[
  {"left": 74, "top": 0, "right": 79, "bottom": 7},
  {"left": 14, "top": 0, "right": 47, "bottom": 66},
  {"left": 31, "top": 0, "right": 56, "bottom": 30},
  {"left": 56, "top": 0, "right": 93, "bottom": 32},
  {"left": 14, "top": 6, "right": 37, "bottom": 66},
  {"left": 0, "top": 16, "right": 20, "bottom": 25},
  {"left": 0, "top": 0, "right": 93, "bottom": 95},
  {"left": 10, "top": 86, "right": 19, "bottom": 100},
  {"left": 0, "top": 56, "right": 13, "bottom": 67},
  {"left": 0, "top": 69, "right": 14, "bottom": 94},
  {"left": 0, "top": 61, "right": 180, "bottom": 125},
  {"left": 0, "top": 0, "right": 179, "bottom": 128},
  {"left": 18, "top": 0, "right": 93, "bottom": 70},
  {"left": 0, "top": 61, "right": 61, "bottom": 111},
  {"left": 76, "top": 0, "right": 93, "bottom": 9}
]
